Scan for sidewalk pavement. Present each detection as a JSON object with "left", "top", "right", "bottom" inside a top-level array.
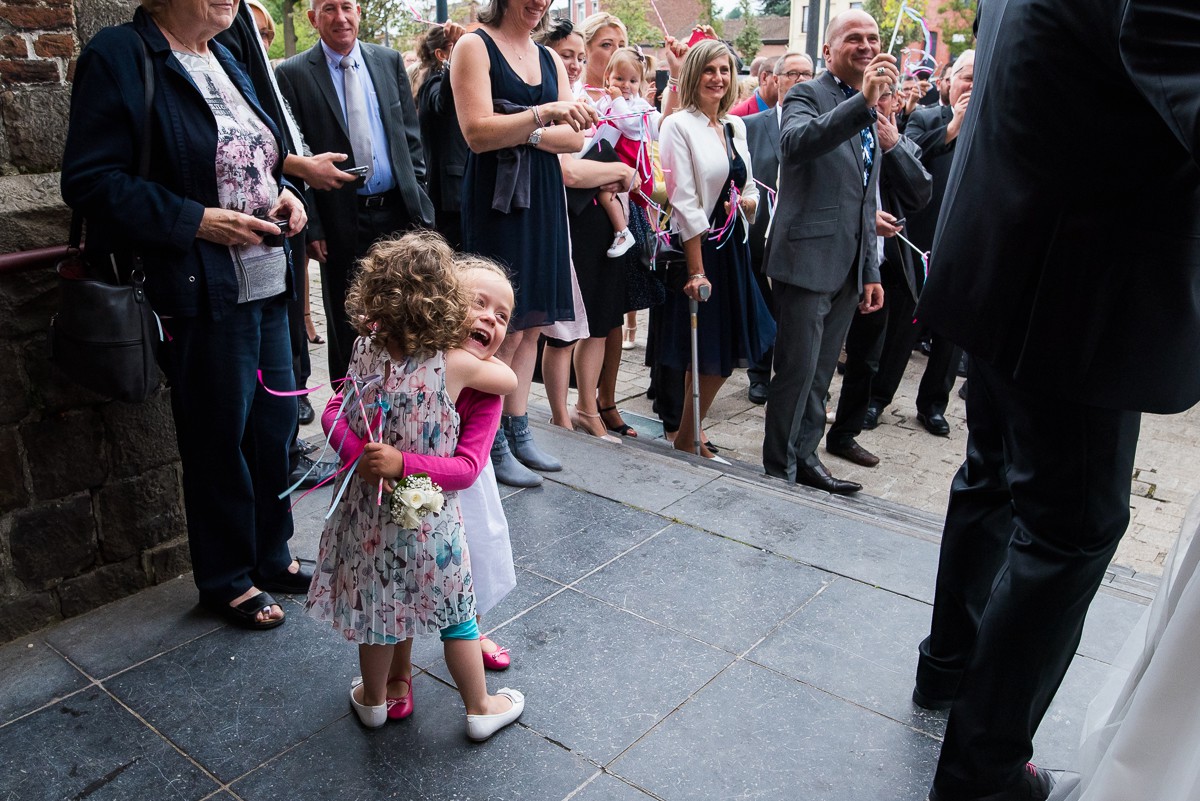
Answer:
[
  {"left": 301, "top": 280, "right": 1198, "bottom": 579},
  {"left": 0, "top": 425, "right": 1148, "bottom": 801}
]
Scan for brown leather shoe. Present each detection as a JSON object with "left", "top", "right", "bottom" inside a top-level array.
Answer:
[
  {"left": 827, "top": 439, "right": 880, "bottom": 468},
  {"left": 795, "top": 462, "right": 862, "bottom": 494}
]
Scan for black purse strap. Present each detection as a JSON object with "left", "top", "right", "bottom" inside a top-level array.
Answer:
[{"left": 69, "top": 34, "right": 156, "bottom": 254}]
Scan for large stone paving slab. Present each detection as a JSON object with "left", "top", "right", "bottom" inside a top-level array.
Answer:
[
  {"left": 0, "top": 636, "right": 88, "bottom": 725},
  {"left": 611, "top": 660, "right": 941, "bottom": 801},
  {"left": 537, "top": 424, "right": 721, "bottom": 513},
  {"left": 748, "top": 575, "right": 947, "bottom": 737},
  {"left": 503, "top": 481, "right": 669, "bottom": 584},
  {"left": 663, "top": 475, "right": 940, "bottom": 602},
  {"left": 0, "top": 687, "right": 219, "bottom": 800},
  {"left": 575, "top": 523, "right": 832, "bottom": 654},
  {"left": 103, "top": 610, "right": 358, "bottom": 783},
  {"left": 42, "top": 575, "right": 220, "bottom": 680},
  {"left": 480, "top": 588, "right": 735, "bottom": 765},
  {"left": 230, "top": 675, "right": 596, "bottom": 801}
]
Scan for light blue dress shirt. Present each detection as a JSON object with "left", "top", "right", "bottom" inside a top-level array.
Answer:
[{"left": 320, "top": 39, "right": 395, "bottom": 195}]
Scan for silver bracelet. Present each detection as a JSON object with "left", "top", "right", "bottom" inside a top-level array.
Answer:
[
  {"left": 531, "top": 104, "right": 544, "bottom": 127},
  {"left": 688, "top": 273, "right": 706, "bottom": 280}
]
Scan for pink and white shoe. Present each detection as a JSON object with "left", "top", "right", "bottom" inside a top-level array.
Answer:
[
  {"left": 480, "top": 638, "right": 511, "bottom": 671},
  {"left": 386, "top": 675, "right": 414, "bottom": 720}
]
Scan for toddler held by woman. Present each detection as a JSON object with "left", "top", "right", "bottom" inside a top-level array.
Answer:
[{"left": 591, "top": 47, "right": 662, "bottom": 258}]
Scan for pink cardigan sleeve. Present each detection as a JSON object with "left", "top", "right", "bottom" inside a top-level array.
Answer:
[{"left": 321, "top": 387, "right": 501, "bottom": 493}]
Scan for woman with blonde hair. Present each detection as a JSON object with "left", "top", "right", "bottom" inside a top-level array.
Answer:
[{"left": 657, "top": 39, "right": 775, "bottom": 461}]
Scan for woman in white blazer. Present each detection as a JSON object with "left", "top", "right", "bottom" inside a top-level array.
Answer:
[{"left": 658, "top": 39, "right": 776, "bottom": 461}]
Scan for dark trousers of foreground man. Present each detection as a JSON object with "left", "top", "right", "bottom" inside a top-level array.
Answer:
[{"left": 919, "top": 360, "right": 1141, "bottom": 798}]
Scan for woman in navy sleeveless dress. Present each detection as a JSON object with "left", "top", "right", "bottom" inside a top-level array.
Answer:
[
  {"left": 461, "top": 31, "right": 572, "bottom": 332},
  {"left": 449, "top": 10, "right": 597, "bottom": 487}
]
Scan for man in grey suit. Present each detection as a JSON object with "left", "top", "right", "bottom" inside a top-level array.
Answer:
[
  {"left": 744, "top": 52, "right": 815, "bottom": 405},
  {"left": 276, "top": 0, "right": 434, "bottom": 382},
  {"left": 762, "top": 10, "right": 897, "bottom": 493}
]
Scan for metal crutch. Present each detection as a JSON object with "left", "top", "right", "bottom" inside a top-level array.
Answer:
[{"left": 689, "top": 284, "right": 711, "bottom": 456}]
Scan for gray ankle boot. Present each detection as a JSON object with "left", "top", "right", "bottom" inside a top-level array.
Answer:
[
  {"left": 504, "top": 414, "right": 562, "bottom": 472},
  {"left": 491, "top": 427, "right": 542, "bottom": 488}
]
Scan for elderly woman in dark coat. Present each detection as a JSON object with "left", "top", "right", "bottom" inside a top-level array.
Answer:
[{"left": 62, "top": 0, "right": 309, "bottom": 629}]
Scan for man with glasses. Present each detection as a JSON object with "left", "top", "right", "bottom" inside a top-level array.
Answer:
[{"left": 744, "top": 51, "right": 815, "bottom": 405}]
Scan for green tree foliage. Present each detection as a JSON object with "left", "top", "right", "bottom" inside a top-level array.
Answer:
[
  {"left": 936, "top": 0, "right": 977, "bottom": 57},
  {"left": 733, "top": 0, "right": 761, "bottom": 61},
  {"left": 863, "top": 0, "right": 926, "bottom": 54},
  {"left": 603, "top": 0, "right": 661, "bottom": 47},
  {"left": 697, "top": 0, "right": 724, "bottom": 37},
  {"left": 760, "top": 0, "right": 789, "bottom": 17}
]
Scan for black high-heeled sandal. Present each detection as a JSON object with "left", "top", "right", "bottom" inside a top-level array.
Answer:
[{"left": 598, "top": 405, "right": 637, "bottom": 438}]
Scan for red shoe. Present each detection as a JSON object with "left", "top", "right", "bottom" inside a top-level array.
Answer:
[
  {"left": 481, "top": 638, "right": 511, "bottom": 671},
  {"left": 385, "top": 676, "right": 413, "bottom": 720}
]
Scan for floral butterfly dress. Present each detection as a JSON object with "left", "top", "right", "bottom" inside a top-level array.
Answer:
[{"left": 306, "top": 338, "right": 475, "bottom": 644}]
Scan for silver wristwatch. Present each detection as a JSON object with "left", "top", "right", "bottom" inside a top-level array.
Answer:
[{"left": 527, "top": 127, "right": 544, "bottom": 146}]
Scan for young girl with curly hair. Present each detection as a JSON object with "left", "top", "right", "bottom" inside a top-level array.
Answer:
[{"left": 306, "top": 232, "right": 525, "bottom": 739}]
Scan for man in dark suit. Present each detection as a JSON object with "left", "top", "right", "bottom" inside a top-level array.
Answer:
[
  {"left": 762, "top": 10, "right": 895, "bottom": 494},
  {"left": 743, "top": 51, "right": 814, "bottom": 406},
  {"left": 824, "top": 86, "right": 931, "bottom": 467},
  {"left": 276, "top": 0, "right": 434, "bottom": 382},
  {"left": 866, "top": 49, "right": 973, "bottom": 437},
  {"left": 914, "top": 2, "right": 1200, "bottom": 799}
]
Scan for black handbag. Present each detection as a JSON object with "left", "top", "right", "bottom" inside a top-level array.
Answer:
[{"left": 49, "top": 36, "right": 161, "bottom": 403}]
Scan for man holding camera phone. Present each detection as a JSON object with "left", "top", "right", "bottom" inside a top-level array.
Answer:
[
  {"left": 761, "top": 9, "right": 894, "bottom": 493},
  {"left": 276, "top": 0, "right": 434, "bottom": 382}
]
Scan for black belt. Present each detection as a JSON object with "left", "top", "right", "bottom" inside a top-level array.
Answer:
[{"left": 357, "top": 189, "right": 399, "bottom": 209}]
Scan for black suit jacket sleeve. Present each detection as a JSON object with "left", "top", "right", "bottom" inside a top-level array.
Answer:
[
  {"left": 389, "top": 51, "right": 427, "bottom": 185},
  {"left": 1121, "top": 1, "right": 1200, "bottom": 164},
  {"left": 881, "top": 136, "right": 933, "bottom": 215},
  {"left": 905, "top": 107, "right": 954, "bottom": 163},
  {"left": 273, "top": 65, "right": 325, "bottom": 241}
]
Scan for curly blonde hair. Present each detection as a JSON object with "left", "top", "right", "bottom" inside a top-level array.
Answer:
[{"left": 345, "top": 231, "right": 471, "bottom": 359}]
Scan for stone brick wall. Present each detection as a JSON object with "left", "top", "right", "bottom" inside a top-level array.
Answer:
[{"left": 0, "top": 0, "right": 190, "bottom": 643}]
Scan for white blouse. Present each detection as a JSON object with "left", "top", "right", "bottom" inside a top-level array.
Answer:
[{"left": 659, "top": 107, "right": 759, "bottom": 242}]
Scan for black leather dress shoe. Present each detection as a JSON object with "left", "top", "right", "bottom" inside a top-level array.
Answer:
[
  {"left": 290, "top": 455, "right": 338, "bottom": 490},
  {"left": 826, "top": 439, "right": 880, "bottom": 468},
  {"left": 298, "top": 396, "right": 316, "bottom": 425},
  {"left": 796, "top": 463, "right": 862, "bottom": 494},
  {"left": 928, "top": 764, "right": 1080, "bottom": 801},
  {"left": 862, "top": 405, "right": 881, "bottom": 430},
  {"left": 747, "top": 381, "right": 768, "bottom": 405},
  {"left": 917, "top": 412, "right": 951, "bottom": 436}
]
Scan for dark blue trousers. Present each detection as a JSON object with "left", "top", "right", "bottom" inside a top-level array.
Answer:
[{"left": 162, "top": 295, "right": 298, "bottom": 605}]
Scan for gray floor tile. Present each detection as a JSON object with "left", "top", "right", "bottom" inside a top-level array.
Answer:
[
  {"left": 536, "top": 424, "right": 719, "bottom": 513},
  {"left": 611, "top": 660, "right": 940, "bottom": 801},
  {"left": 503, "top": 482, "right": 667, "bottom": 584},
  {"left": 0, "top": 688, "right": 218, "bottom": 800},
  {"left": 42, "top": 576, "right": 220, "bottom": 679},
  {"left": 576, "top": 524, "right": 832, "bottom": 653},
  {"left": 566, "top": 772, "right": 659, "bottom": 801},
  {"left": 418, "top": 568, "right": 567, "bottom": 681},
  {"left": 0, "top": 637, "right": 89, "bottom": 725},
  {"left": 230, "top": 673, "right": 595, "bottom": 801},
  {"left": 1077, "top": 589, "right": 1147, "bottom": 665},
  {"left": 749, "top": 577, "right": 946, "bottom": 736},
  {"left": 289, "top": 484, "right": 335, "bottom": 562},
  {"left": 103, "top": 610, "right": 360, "bottom": 782},
  {"left": 484, "top": 588, "right": 734, "bottom": 764},
  {"left": 662, "top": 476, "right": 940, "bottom": 601},
  {"left": 1033, "top": 654, "right": 1116, "bottom": 769}
]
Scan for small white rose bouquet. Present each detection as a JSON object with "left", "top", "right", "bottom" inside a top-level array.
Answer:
[{"left": 388, "top": 473, "right": 445, "bottom": 530}]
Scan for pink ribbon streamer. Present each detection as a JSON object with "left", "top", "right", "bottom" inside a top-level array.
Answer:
[{"left": 257, "top": 370, "right": 323, "bottom": 397}]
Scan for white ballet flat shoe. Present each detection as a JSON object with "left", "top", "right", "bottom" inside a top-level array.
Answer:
[
  {"left": 465, "top": 687, "right": 525, "bottom": 742},
  {"left": 350, "top": 676, "right": 388, "bottom": 729}
]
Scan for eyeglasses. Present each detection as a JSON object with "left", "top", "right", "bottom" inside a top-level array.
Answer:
[{"left": 780, "top": 70, "right": 814, "bottom": 81}]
